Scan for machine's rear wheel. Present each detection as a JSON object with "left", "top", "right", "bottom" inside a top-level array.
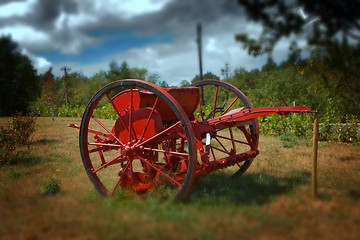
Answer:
[
  {"left": 80, "top": 79, "right": 196, "bottom": 200},
  {"left": 191, "top": 79, "right": 259, "bottom": 176}
]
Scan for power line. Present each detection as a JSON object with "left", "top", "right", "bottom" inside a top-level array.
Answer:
[
  {"left": 61, "top": 66, "right": 71, "bottom": 106},
  {"left": 196, "top": 23, "right": 204, "bottom": 105}
]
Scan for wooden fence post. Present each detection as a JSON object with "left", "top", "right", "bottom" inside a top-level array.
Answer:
[{"left": 312, "top": 113, "right": 320, "bottom": 199}]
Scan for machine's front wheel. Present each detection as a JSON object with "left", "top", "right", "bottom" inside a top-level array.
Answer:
[
  {"left": 80, "top": 79, "right": 196, "bottom": 201},
  {"left": 191, "top": 79, "right": 259, "bottom": 176}
]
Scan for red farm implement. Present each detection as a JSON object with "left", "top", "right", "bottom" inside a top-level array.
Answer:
[{"left": 69, "top": 79, "right": 316, "bottom": 200}]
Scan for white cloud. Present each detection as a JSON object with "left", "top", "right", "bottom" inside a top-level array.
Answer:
[
  {"left": 34, "top": 12, "right": 271, "bottom": 85},
  {"left": 66, "top": 12, "right": 97, "bottom": 29},
  {"left": 0, "top": 0, "right": 35, "bottom": 17},
  {"left": 205, "top": 38, "right": 221, "bottom": 53},
  {"left": 119, "top": 0, "right": 172, "bottom": 18},
  {"left": 0, "top": 0, "right": 307, "bottom": 86},
  {"left": 21, "top": 48, "right": 52, "bottom": 73},
  {"left": 0, "top": 25, "right": 48, "bottom": 44},
  {"left": 90, "top": 0, "right": 172, "bottom": 19},
  {"left": 54, "top": 12, "right": 68, "bottom": 31}
]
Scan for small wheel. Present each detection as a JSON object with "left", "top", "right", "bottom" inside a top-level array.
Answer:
[
  {"left": 190, "top": 79, "right": 259, "bottom": 176},
  {"left": 80, "top": 79, "right": 196, "bottom": 201}
]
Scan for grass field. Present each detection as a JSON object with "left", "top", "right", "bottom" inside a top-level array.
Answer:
[{"left": 1, "top": 117, "right": 360, "bottom": 240}]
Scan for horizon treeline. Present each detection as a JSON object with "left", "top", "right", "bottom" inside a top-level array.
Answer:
[
  {"left": 34, "top": 42, "right": 360, "bottom": 116},
  {"left": 1, "top": 35, "right": 359, "bottom": 116}
]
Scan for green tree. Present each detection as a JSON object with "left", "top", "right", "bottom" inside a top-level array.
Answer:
[
  {"left": 191, "top": 71, "right": 220, "bottom": 84},
  {"left": 307, "top": 42, "right": 360, "bottom": 114},
  {"left": 230, "top": 68, "right": 260, "bottom": 97},
  {"left": 261, "top": 56, "right": 277, "bottom": 72},
  {"left": 42, "top": 67, "right": 56, "bottom": 105},
  {"left": 146, "top": 73, "right": 160, "bottom": 85},
  {"left": 179, "top": 80, "right": 190, "bottom": 87},
  {"left": 221, "top": 63, "right": 232, "bottom": 81},
  {"left": 88, "top": 71, "right": 108, "bottom": 97},
  {"left": 42, "top": 67, "right": 56, "bottom": 119},
  {"left": 0, "top": 36, "right": 41, "bottom": 116},
  {"left": 236, "top": 0, "right": 360, "bottom": 56},
  {"left": 130, "top": 67, "right": 148, "bottom": 80},
  {"left": 107, "top": 60, "right": 132, "bottom": 82},
  {"left": 53, "top": 71, "right": 90, "bottom": 106},
  {"left": 68, "top": 72, "right": 90, "bottom": 106},
  {"left": 107, "top": 60, "right": 150, "bottom": 82},
  {"left": 158, "top": 80, "right": 169, "bottom": 88}
]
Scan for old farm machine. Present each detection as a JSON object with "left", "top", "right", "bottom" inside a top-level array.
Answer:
[{"left": 69, "top": 79, "right": 316, "bottom": 200}]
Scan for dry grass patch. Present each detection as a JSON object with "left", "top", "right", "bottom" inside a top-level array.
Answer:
[{"left": 0, "top": 117, "right": 359, "bottom": 239}]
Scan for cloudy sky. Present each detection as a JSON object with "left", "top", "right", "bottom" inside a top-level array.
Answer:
[{"left": 0, "top": 0, "right": 304, "bottom": 86}]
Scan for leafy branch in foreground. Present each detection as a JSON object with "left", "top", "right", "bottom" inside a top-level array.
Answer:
[{"left": 0, "top": 113, "right": 36, "bottom": 165}]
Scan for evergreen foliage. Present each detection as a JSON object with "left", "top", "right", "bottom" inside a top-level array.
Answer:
[
  {"left": 236, "top": 0, "right": 360, "bottom": 56},
  {"left": 0, "top": 36, "right": 41, "bottom": 116}
]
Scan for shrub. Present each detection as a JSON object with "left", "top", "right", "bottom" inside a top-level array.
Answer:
[
  {"left": 280, "top": 134, "right": 298, "bottom": 148},
  {"left": 336, "top": 118, "right": 359, "bottom": 143},
  {"left": 11, "top": 113, "right": 36, "bottom": 145},
  {"left": 0, "top": 113, "right": 36, "bottom": 165},
  {"left": 40, "top": 176, "right": 61, "bottom": 195},
  {"left": 0, "top": 127, "right": 17, "bottom": 163},
  {"left": 28, "top": 100, "right": 50, "bottom": 117},
  {"left": 93, "top": 103, "right": 118, "bottom": 120},
  {"left": 259, "top": 99, "right": 359, "bottom": 144}
]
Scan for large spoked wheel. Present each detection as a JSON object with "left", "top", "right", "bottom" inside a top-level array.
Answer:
[
  {"left": 191, "top": 79, "right": 259, "bottom": 177},
  {"left": 80, "top": 79, "right": 196, "bottom": 201}
]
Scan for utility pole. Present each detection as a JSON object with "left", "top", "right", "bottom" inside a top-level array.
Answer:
[
  {"left": 196, "top": 23, "right": 204, "bottom": 105},
  {"left": 61, "top": 66, "right": 71, "bottom": 106}
]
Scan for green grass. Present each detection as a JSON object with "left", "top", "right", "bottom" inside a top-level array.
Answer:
[
  {"left": 0, "top": 117, "right": 360, "bottom": 239},
  {"left": 280, "top": 133, "right": 298, "bottom": 148},
  {"left": 6, "top": 169, "right": 23, "bottom": 179}
]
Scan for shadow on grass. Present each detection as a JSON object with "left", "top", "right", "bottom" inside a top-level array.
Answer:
[
  {"left": 3, "top": 151, "right": 70, "bottom": 166},
  {"left": 184, "top": 170, "right": 311, "bottom": 206},
  {"left": 10, "top": 154, "right": 43, "bottom": 166},
  {"left": 33, "top": 138, "right": 58, "bottom": 145}
]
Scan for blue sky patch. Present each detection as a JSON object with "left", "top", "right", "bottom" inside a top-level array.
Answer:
[{"left": 36, "top": 29, "right": 172, "bottom": 65}]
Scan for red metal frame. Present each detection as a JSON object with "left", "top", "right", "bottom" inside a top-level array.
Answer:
[{"left": 69, "top": 79, "right": 316, "bottom": 200}]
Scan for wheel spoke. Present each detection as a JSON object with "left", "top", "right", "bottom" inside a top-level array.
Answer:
[
  {"left": 212, "top": 86, "right": 219, "bottom": 118},
  {"left": 209, "top": 145, "right": 230, "bottom": 155},
  {"left": 88, "top": 142, "right": 122, "bottom": 148},
  {"left": 198, "top": 102, "right": 205, "bottom": 121},
  {"left": 111, "top": 160, "right": 131, "bottom": 195},
  {"left": 88, "top": 146, "right": 108, "bottom": 153},
  {"left": 136, "top": 121, "right": 181, "bottom": 147},
  {"left": 127, "top": 87, "right": 138, "bottom": 142},
  {"left": 92, "top": 154, "right": 128, "bottom": 173},
  {"left": 142, "top": 147, "right": 189, "bottom": 158},
  {"left": 94, "top": 138, "right": 106, "bottom": 165},
  {"left": 222, "top": 96, "right": 239, "bottom": 115},
  {"left": 91, "top": 115, "right": 125, "bottom": 147},
  {"left": 69, "top": 124, "right": 110, "bottom": 137},
  {"left": 210, "top": 146, "right": 216, "bottom": 161},
  {"left": 228, "top": 127, "right": 236, "bottom": 152},
  {"left": 138, "top": 156, "right": 182, "bottom": 188},
  {"left": 106, "top": 93, "right": 129, "bottom": 133},
  {"left": 214, "top": 134, "right": 250, "bottom": 145},
  {"left": 239, "top": 126, "right": 256, "bottom": 149},
  {"left": 139, "top": 96, "right": 159, "bottom": 142},
  {"left": 213, "top": 136, "right": 229, "bottom": 153}
]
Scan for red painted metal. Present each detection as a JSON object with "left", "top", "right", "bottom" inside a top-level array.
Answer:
[
  {"left": 71, "top": 79, "right": 317, "bottom": 200},
  {"left": 208, "top": 106, "right": 316, "bottom": 125},
  {"left": 111, "top": 87, "right": 199, "bottom": 120}
]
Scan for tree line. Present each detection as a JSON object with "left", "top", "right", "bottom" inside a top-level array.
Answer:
[
  {"left": 0, "top": 35, "right": 359, "bottom": 117},
  {"left": 35, "top": 59, "right": 170, "bottom": 110}
]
